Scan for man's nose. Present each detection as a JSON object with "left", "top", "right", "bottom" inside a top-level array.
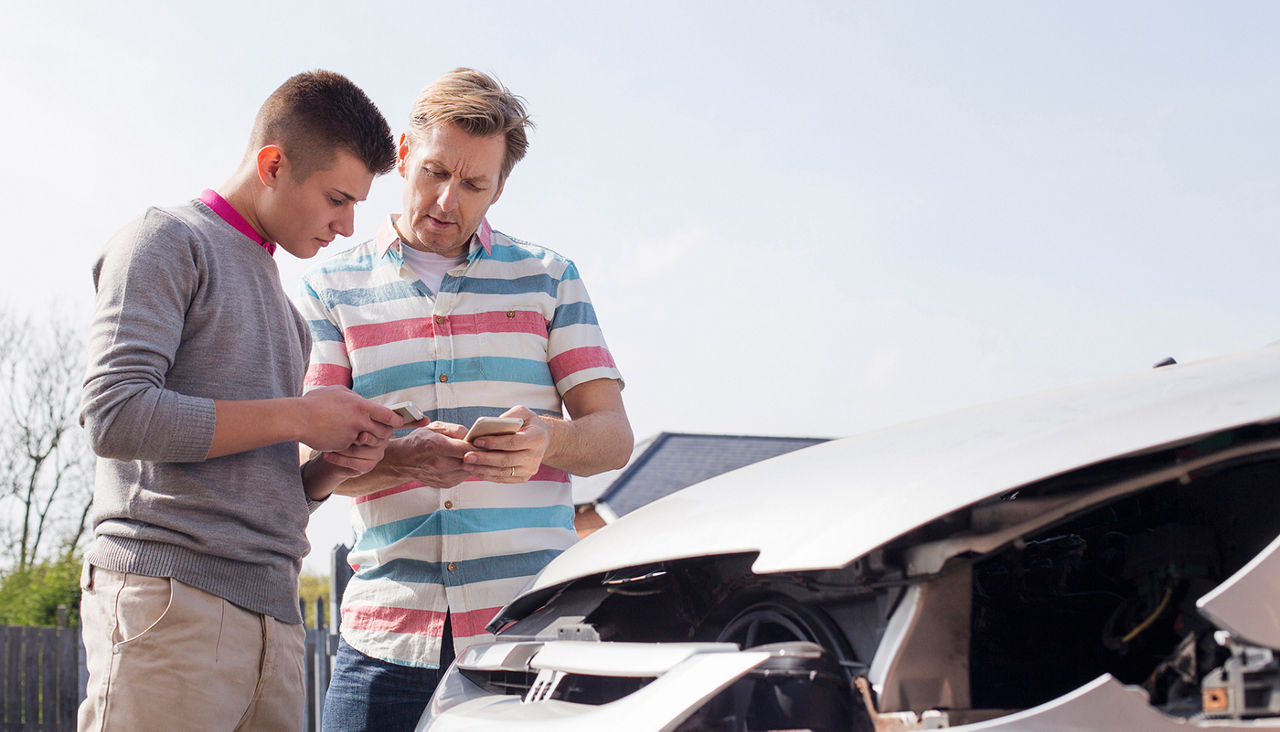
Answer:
[
  {"left": 436, "top": 180, "right": 458, "bottom": 212},
  {"left": 333, "top": 207, "right": 355, "bottom": 238}
]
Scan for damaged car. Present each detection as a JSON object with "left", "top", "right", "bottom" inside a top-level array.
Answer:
[{"left": 418, "top": 344, "right": 1280, "bottom": 731}]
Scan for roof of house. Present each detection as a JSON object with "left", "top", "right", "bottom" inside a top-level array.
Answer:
[{"left": 574, "top": 432, "right": 830, "bottom": 519}]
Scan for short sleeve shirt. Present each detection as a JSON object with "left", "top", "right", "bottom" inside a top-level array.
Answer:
[{"left": 296, "top": 216, "right": 622, "bottom": 666}]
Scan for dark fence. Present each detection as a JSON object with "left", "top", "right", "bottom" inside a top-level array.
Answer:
[
  {"left": 303, "top": 597, "right": 337, "bottom": 731},
  {"left": 0, "top": 608, "right": 80, "bottom": 732}
]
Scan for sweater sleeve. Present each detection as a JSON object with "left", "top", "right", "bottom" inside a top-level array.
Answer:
[{"left": 80, "top": 210, "right": 217, "bottom": 462}]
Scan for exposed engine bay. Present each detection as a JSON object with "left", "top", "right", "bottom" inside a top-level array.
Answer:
[{"left": 477, "top": 431, "right": 1280, "bottom": 729}]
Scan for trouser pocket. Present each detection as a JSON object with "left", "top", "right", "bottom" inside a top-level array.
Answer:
[{"left": 109, "top": 571, "right": 176, "bottom": 648}]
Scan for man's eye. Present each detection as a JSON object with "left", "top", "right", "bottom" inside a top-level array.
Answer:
[{"left": 329, "top": 197, "right": 343, "bottom": 206}]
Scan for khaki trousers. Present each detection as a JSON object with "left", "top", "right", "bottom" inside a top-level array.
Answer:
[{"left": 78, "top": 564, "right": 305, "bottom": 731}]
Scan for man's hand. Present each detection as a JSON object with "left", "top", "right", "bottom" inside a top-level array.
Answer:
[
  {"left": 316, "top": 438, "right": 390, "bottom": 479},
  {"left": 208, "top": 386, "right": 402, "bottom": 460},
  {"left": 387, "top": 422, "right": 474, "bottom": 489},
  {"left": 329, "top": 420, "right": 474, "bottom": 496},
  {"left": 302, "top": 436, "right": 394, "bottom": 501},
  {"left": 463, "top": 406, "right": 551, "bottom": 482},
  {"left": 296, "top": 386, "right": 401, "bottom": 452}
]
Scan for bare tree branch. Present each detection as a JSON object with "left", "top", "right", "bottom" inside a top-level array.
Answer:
[{"left": 0, "top": 306, "right": 93, "bottom": 571}]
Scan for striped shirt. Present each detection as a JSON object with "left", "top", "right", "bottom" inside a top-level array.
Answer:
[{"left": 297, "top": 215, "right": 622, "bottom": 667}]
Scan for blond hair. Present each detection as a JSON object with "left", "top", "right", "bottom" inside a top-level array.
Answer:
[{"left": 407, "top": 68, "right": 533, "bottom": 181}]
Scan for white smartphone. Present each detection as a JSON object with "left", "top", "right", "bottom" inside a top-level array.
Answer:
[
  {"left": 464, "top": 416, "right": 524, "bottom": 442},
  {"left": 387, "top": 401, "right": 425, "bottom": 422}
]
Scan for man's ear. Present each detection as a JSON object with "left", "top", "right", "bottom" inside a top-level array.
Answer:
[
  {"left": 256, "top": 145, "right": 286, "bottom": 188},
  {"left": 396, "top": 133, "right": 410, "bottom": 178}
]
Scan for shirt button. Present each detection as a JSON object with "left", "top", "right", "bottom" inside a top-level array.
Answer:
[
  {"left": 506, "top": 310, "right": 516, "bottom": 319},
  {"left": 444, "top": 500, "right": 453, "bottom": 509},
  {"left": 447, "top": 562, "right": 456, "bottom": 572},
  {"left": 439, "top": 375, "right": 448, "bottom": 383},
  {"left": 435, "top": 315, "right": 445, "bottom": 324}
]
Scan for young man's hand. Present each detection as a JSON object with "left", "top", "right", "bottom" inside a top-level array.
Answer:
[
  {"left": 315, "top": 437, "right": 390, "bottom": 479},
  {"left": 302, "top": 435, "right": 393, "bottom": 500},
  {"left": 296, "top": 386, "right": 402, "bottom": 452},
  {"left": 209, "top": 387, "right": 402, "bottom": 460}
]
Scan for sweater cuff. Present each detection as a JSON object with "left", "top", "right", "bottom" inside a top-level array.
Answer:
[
  {"left": 301, "top": 457, "right": 330, "bottom": 514},
  {"left": 305, "top": 493, "right": 329, "bottom": 514},
  {"left": 165, "top": 393, "right": 218, "bottom": 462}
]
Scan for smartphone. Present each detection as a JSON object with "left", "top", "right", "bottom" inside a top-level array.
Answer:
[
  {"left": 387, "top": 401, "right": 425, "bottom": 422},
  {"left": 465, "top": 416, "right": 524, "bottom": 442}
]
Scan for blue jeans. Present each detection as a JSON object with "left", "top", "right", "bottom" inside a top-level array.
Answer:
[{"left": 322, "top": 615, "right": 455, "bottom": 732}]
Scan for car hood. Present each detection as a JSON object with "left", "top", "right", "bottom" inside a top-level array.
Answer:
[{"left": 529, "top": 345, "right": 1280, "bottom": 598}]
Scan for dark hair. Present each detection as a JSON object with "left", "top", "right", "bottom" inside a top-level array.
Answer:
[
  {"left": 249, "top": 70, "right": 395, "bottom": 179},
  {"left": 407, "top": 68, "right": 533, "bottom": 181}
]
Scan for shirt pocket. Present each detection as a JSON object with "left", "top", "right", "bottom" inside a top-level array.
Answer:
[{"left": 463, "top": 308, "right": 550, "bottom": 383}]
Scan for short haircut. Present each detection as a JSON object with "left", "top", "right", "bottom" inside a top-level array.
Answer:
[
  {"left": 407, "top": 68, "right": 533, "bottom": 181},
  {"left": 249, "top": 70, "right": 396, "bottom": 180}
]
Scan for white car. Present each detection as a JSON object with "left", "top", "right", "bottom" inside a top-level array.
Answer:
[{"left": 419, "top": 345, "right": 1280, "bottom": 731}]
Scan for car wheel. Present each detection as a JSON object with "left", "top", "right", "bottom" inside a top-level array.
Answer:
[
  {"left": 683, "top": 598, "right": 869, "bottom": 731},
  {"left": 713, "top": 598, "right": 849, "bottom": 659}
]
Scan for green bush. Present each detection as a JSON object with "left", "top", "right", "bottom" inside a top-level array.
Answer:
[
  {"left": 0, "top": 555, "right": 82, "bottom": 626},
  {"left": 298, "top": 571, "right": 331, "bottom": 628},
  {"left": 0, "top": 561, "right": 336, "bottom": 629}
]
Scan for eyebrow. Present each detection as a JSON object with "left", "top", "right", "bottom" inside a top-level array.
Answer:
[{"left": 425, "top": 158, "right": 493, "bottom": 186}]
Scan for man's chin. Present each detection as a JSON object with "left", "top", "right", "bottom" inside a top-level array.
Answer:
[
  {"left": 413, "top": 229, "right": 467, "bottom": 256},
  {"left": 277, "top": 241, "right": 325, "bottom": 259}
]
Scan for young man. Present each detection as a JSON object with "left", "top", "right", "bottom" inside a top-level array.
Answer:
[
  {"left": 298, "top": 68, "right": 633, "bottom": 729},
  {"left": 78, "top": 70, "right": 404, "bottom": 730}
]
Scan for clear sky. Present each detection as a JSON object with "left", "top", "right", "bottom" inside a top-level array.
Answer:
[{"left": 3, "top": 2, "right": 1277, "bottom": 573}]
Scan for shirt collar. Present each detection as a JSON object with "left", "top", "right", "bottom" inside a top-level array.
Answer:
[
  {"left": 198, "top": 189, "right": 276, "bottom": 255},
  {"left": 378, "top": 215, "right": 493, "bottom": 259}
]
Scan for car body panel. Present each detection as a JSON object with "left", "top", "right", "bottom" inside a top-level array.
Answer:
[
  {"left": 1197, "top": 532, "right": 1280, "bottom": 650},
  {"left": 958, "top": 674, "right": 1280, "bottom": 730},
  {"left": 901, "top": 435, "right": 1280, "bottom": 576},
  {"left": 421, "top": 646, "right": 771, "bottom": 731},
  {"left": 528, "top": 640, "right": 740, "bottom": 677},
  {"left": 526, "top": 346, "right": 1280, "bottom": 598}
]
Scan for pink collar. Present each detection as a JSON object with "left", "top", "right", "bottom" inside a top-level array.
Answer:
[
  {"left": 199, "top": 190, "right": 276, "bottom": 255},
  {"left": 377, "top": 215, "right": 492, "bottom": 258}
]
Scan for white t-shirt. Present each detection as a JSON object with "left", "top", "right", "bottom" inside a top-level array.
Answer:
[{"left": 400, "top": 244, "right": 466, "bottom": 294}]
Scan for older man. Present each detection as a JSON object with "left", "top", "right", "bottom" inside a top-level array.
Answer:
[{"left": 298, "top": 68, "right": 632, "bottom": 730}]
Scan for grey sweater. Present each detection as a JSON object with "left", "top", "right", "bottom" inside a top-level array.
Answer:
[{"left": 81, "top": 199, "right": 313, "bottom": 623}]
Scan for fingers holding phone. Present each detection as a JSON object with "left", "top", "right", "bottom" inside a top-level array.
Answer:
[
  {"left": 387, "top": 400, "right": 436, "bottom": 430},
  {"left": 464, "top": 416, "right": 523, "bottom": 443},
  {"left": 463, "top": 407, "right": 550, "bottom": 482}
]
